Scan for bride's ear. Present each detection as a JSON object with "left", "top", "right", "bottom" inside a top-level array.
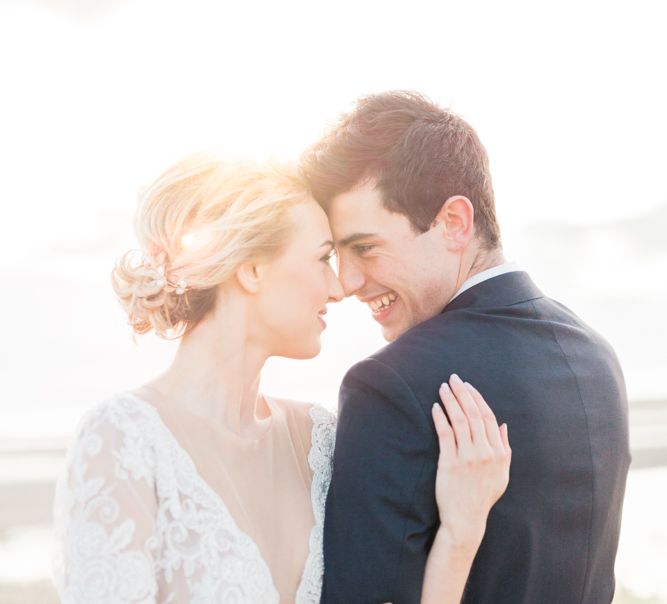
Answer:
[
  {"left": 235, "top": 261, "right": 263, "bottom": 294},
  {"left": 434, "top": 195, "right": 475, "bottom": 251}
]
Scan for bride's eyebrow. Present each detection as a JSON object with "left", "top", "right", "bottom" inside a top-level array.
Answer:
[{"left": 319, "top": 240, "right": 335, "bottom": 249}]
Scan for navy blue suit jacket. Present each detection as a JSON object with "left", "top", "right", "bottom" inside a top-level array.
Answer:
[{"left": 321, "top": 271, "right": 630, "bottom": 604}]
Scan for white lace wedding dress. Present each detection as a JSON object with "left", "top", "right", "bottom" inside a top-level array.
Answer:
[{"left": 52, "top": 393, "right": 336, "bottom": 604}]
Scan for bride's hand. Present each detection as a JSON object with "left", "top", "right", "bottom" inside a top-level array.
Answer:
[{"left": 432, "top": 374, "right": 511, "bottom": 550}]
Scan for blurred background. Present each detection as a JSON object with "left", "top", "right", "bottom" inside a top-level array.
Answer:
[{"left": 0, "top": 0, "right": 665, "bottom": 602}]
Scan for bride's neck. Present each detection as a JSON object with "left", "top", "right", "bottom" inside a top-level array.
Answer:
[{"left": 146, "top": 302, "right": 270, "bottom": 438}]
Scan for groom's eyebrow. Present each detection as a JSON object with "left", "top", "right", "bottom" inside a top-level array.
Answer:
[{"left": 337, "top": 232, "right": 377, "bottom": 247}]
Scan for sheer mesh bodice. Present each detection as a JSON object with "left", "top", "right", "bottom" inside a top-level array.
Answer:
[{"left": 52, "top": 393, "right": 336, "bottom": 604}]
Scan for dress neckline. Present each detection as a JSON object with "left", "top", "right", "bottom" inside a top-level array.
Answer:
[
  {"left": 131, "top": 387, "right": 275, "bottom": 442},
  {"left": 119, "top": 391, "right": 329, "bottom": 603}
]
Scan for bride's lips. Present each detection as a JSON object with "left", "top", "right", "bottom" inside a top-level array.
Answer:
[{"left": 317, "top": 308, "right": 327, "bottom": 329}]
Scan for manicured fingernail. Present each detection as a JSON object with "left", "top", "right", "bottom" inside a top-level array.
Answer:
[
  {"left": 464, "top": 381, "right": 473, "bottom": 389},
  {"left": 450, "top": 373, "right": 461, "bottom": 383}
]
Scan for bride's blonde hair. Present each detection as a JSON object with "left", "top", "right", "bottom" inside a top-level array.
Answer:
[{"left": 111, "top": 153, "right": 310, "bottom": 338}]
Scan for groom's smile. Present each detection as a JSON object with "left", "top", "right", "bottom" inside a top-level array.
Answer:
[{"left": 361, "top": 291, "right": 399, "bottom": 322}]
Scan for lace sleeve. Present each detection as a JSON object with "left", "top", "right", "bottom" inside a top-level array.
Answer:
[{"left": 53, "top": 401, "right": 160, "bottom": 604}]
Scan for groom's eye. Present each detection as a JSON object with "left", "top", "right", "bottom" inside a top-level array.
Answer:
[{"left": 353, "top": 244, "right": 375, "bottom": 256}]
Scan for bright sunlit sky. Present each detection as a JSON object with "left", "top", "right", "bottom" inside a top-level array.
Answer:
[{"left": 1, "top": 0, "right": 666, "bottom": 436}]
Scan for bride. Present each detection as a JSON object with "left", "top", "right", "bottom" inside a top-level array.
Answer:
[{"left": 53, "top": 155, "right": 511, "bottom": 604}]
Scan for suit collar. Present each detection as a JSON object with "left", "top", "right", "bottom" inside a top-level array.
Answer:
[{"left": 442, "top": 271, "right": 543, "bottom": 313}]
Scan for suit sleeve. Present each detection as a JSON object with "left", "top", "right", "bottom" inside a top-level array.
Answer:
[{"left": 321, "top": 358, "right": 439, "bottom": 604}]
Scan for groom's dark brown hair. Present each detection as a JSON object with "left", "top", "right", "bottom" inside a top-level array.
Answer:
[{"left": 300, "top": 90, "right": 501, "bottom": 250}]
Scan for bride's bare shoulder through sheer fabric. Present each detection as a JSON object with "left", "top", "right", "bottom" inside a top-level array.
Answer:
[{"left": 52, "top": 393, "right": 336, "bottom": 603}]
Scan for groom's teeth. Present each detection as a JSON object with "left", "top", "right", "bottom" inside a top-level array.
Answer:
[{"left": 368, "top": 293, "right": 398, "bottom": 313}]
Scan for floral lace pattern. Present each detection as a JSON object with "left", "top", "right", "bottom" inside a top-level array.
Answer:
[
  {"left": 297, "top": 405, "right": 337, "bottom": 603},
  {"left": 53, "top": 394, "right": 336, "bottom": 604}
]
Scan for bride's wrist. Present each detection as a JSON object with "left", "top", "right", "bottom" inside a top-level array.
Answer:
[{"left": 436, "top": 520, "right": 486, "bottom": 555}]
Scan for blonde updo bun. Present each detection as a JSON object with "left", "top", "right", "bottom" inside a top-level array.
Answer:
[{"left": 112, "top": 153, "right": 310, "bottom": 339}]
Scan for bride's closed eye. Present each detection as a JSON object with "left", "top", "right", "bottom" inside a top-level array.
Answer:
[{"left": 321, "top": 250, "right": 337, "bottom": 264}]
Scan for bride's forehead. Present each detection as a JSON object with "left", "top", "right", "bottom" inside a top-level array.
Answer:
[{"left": 287, "top": 202, "right": 332, "bottom": 238}]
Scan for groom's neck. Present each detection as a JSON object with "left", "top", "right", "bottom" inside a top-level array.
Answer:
[{"left": 466, "top": 246, "right": 507, "bottom": 281}]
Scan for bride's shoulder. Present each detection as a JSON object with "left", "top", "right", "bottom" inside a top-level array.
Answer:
[
  {"left": 67, "top": 392, "right": 159, "bottom": 448},
  {"left": 58, "top": 393, "right": 161, "bottom": 503}
]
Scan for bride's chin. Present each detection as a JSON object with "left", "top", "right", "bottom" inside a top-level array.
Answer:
[{"left": 278, "top": 339, "right": 322, "bottom": 361}]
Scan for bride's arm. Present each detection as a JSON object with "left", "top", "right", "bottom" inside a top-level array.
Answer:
[{"left": 420, "top": 375, "right": 512, "bottom": 604}]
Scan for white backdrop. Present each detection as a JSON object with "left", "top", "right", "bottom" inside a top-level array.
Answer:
[{"left": 1, "top": 0, "right": 665, "bottom": 439}]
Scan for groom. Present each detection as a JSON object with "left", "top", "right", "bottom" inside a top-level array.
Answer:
[{"left": 301, "top": 91, "right": 630, "bottom": 603}]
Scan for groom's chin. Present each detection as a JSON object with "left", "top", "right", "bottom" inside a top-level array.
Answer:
[
  {"left": 381, "top": 313, "right": 422, "bottom": 342},
  {"left": 381, "top": 324, "right": 401, "bottom": 343}
]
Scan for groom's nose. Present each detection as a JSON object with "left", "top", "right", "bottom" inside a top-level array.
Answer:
[{"left": 337, "top": 254, "right": 365, "bottom": 297}]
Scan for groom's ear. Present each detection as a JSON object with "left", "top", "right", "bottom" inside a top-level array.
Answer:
[{"left": 435, "top": 195, "right": 475, "bottom": 251}]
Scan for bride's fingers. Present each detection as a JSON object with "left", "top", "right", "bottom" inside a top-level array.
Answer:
[
  {"left": 464, "top": 382, "right": 503, "bottom": 451},
  {"left": 439, "top": 382, "right": 473, "bottom": 451},
  {"left": 432, "top": 403, "right": 457, "bottom": 461},
  {"left": 448, "top": 374, "right": 489, "bottom": 448},
  {"left": 500, "top": 422, "right": 512, "bottom": 456}
]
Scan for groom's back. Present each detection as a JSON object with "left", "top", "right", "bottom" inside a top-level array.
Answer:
[{"left": 376, "top": 272, "right": 630, "bottom": 603}]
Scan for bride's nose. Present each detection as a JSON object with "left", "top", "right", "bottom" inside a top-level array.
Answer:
[{"left": 328, "top": 270, "right": 344, "bottom": 303}]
